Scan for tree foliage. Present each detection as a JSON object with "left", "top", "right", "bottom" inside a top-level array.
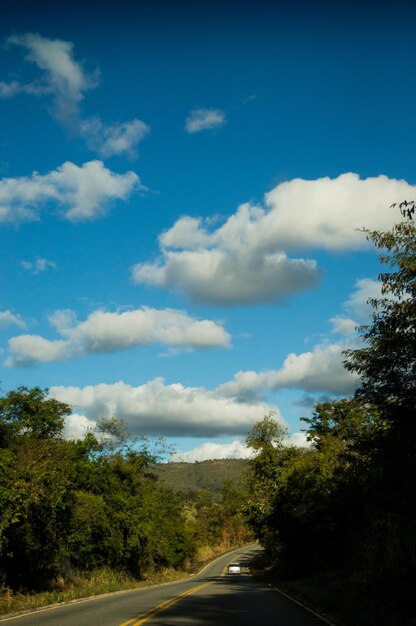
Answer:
[
  {"left": 0, "top": 387, "right": 195, "bottom": 590},
  {"left": 243, "top": 215, "right": 416, "bottom": 624},
  {"left": 0, "top": 386, "right": 250, "bottom": 592},
  {"left": 344, "top": 220, "right": 416, "bottom": 412}
]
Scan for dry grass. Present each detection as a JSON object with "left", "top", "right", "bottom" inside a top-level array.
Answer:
[{"left": 0, "top": 567, "right": 189, "bottom": 618}]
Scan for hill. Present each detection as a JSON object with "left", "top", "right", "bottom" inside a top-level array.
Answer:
[{"left": 155, "top": 458, "right": 248, "bottom": 498}]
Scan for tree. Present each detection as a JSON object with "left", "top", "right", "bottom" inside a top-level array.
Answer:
[
  {"left": 0, "top": 386, "right": 70, "bottom": 446},
  {"left": 341, "top": 215, "right": 416, "bottom": 597},
  {"left": 0, "top": 387, "right": 197, "bottom": 590},
  {"left": 344, "top": 218, "right": 416, "bottom": 514},
  {"left": 244, "top": 414, "right": 287, "bottom": 546},
  {"left": 0, "top": 388, "right": 73, "bottom": 588},
  {"left": 344, "top": 220, "right": 416, "bottom": 412},
  {"left": 238, "top": 215, "right": 416, "bottom": 622}
]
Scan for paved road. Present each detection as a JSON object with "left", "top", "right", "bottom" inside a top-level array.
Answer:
[{"left": 0, "top": 546, "right": 328, "bottom": 626}]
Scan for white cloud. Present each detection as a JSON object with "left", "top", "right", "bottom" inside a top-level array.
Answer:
[
  {"left": 215, "top": 276, "right": 380, "bottom": 402},
  {"left": 344, "top": 278, "right": 381, "bottom": 321},
  {"left": 7, "top": 32, "right": 96, "bottom": 126},
  {"left": 284, "top": 431, "right": 310, "bottom": 448},
  {"left": 0, "top": 160, "right": 141, "bottom": 224},
  {"left": 0, "top": 80, "right": 49, "bottom": 98},
  {"left": 329, "top": 316, "right": 357, "bottom": 336},
  {"left": 21, "top": 258, "right": 57, "bottom": 274},
  {"left": 3, "top": 33, "right": 148, "bottom": 157},
  {"left": 5, "top": 306, "right": 231, "bottom": 367},
  {"left": 262, "top": 173, "right": 415, "bottom": 251},
  {"left": 132, "top": 173, "right": 416, "bottom": 306},
  {"left": 170, "top": 429, "right": 310, "bottom": 462},
  {"left": 329, "top": 278, "right": 382, "bottom": 336},
  {"left": 185, "top": 108, "right": 226, "bottom": 133},
  {"left": 79, "top": 117, "right": 149, "bottom": 158},
  {"left": 63, "top": 413, "right": 96, "bottom": 440},
  {"left": 217, "top": 341, "right": 359, "bottom": 400},
  {"left": 0, "top": 310, "right": 26, "bottom": 330},
  {"left": 7, "top": 335, "right": 67, "bottom": 365},
  {"left": 134, "top": 248, "right": 320, "bottom": 306},
  {"left": 172, "top": 440, "right": 253, "bottom": 462},
  {"left": 50, "top": 378, "right": 280, "bottom": 438},
  {"left": 43, "top": 275, "right": 377, "bottom": 447}
]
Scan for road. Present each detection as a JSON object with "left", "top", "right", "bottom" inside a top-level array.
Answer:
[{"left": 0, "top": 546, "right": 329, "bottom": 626}]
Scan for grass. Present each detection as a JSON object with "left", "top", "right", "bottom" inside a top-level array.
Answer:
[{"left": 0, "top": 567, "right": 189, "bottom": 618}]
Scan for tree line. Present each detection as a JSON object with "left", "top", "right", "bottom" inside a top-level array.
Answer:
[
  {"left": 243, "top": 217, "right": 416, "bottom": 624},
  {"left": 0, "top": 389, "right": 249, "bottom": 592}
]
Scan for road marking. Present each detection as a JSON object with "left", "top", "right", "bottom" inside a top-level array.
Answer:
[
  {"left": 269, "top": 585, "right": 337, "bottom": 626},
  {"left": 119, "top": 581, "right": 214, "bottom": 626}
]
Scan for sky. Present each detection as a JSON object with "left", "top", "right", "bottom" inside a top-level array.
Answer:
[{"left": 1, "top": 0, "right": 415, "bottom": 461}]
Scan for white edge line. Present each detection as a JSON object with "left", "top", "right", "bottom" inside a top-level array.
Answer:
[
  {"left": 245, "top": 554, "right": 337, "bottom": 626},
  {"left": 269, "top": 584, "right": 337, "bottom": 626}
]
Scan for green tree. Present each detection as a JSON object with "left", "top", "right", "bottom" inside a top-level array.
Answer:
[
  {"left": 344, "top": 219, "right": 416, "bottom": 412},
  {"left": 244, "top": 413, "right": 287, "bottom": 546},
  {"left": 0, "top": 387, "right": 196, "bottom": 589},
  {"left": 244, "top": 401, "right": 380, "bottom": 577},
  {"left": 344, "top": 218, "right": 416, "bottom": 491},
  {"left": 0, "top": 386, "right": 70, "bottom": 447},
  {"left": 343, "top": 217, "right": 416, "bottom": 586},
  {"left": 0, "top": 388, "right": 73, "bottom": 588}
]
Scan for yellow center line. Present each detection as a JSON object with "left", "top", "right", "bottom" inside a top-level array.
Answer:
[{"left": 119, "top": 581, "right": 214, "bottom": 626}]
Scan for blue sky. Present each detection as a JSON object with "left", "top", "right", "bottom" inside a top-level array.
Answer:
[{"left": 1, "top": 1, "right": 415, "bottom": 460}]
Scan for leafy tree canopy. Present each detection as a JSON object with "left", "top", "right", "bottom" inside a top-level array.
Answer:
[
  {"left": 0, "top": 386, "right": 70, "bottom": 446},
  {"left": 344, "top": 219, "right": 416, "bottom": 411}
]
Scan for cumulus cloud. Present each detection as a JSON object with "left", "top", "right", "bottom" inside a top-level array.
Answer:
[
  {"left": 329, "top": 316, "right": 357, "bottom": 336},
  {"left": 134, "top": 248, "right": 320, "bottom": 306},
  {"left": 215, "top": 277, "right": 381, "bottom": 402},
  {"left": 50, "top": 378, "right": 280, "bottom": 438},
  {"left": 80, "top": 117, "right": 149, "bottom": 159},
  {"left": 5, "top": 307, "right": 230, "bottom": 367},
  {"left": 63, "top": 413, "right": 96, "bottom": 440},
  {"left": 185, "top": 108, "right": 226, "bottom": 133},
  {"left": 2, "top": 33, "right": 148, "bottom": 157},
  {"left": 132, "top": 202, "right": 321, "bottom": 306},
  {"left": 132, "top": 174, "right": 416, "bottom": 306},
  {"left": 172, "top": 440, "right": 253, "bottom": 462},
  {"left": 47, "top": 278, "right": 378, "bottom": 445},
  {"left": 171, "top": 432, "right": 309, "bottom": 462},
  {"left": 329, "top": 278, "right": 382, "bottom": 336},
  {"left": 0, "top": 160, "right": 140, "bottom": 224},
  {"left": 217, "top": 341, "right": 359, "bottom": 400},
  {"left": 285, "top": 431, "right": 310, "bottom": 448},
  {"left": 260, "top": 174, "right": 415, "bottom": 251},
  {"left": 0, "top": 310, "right": 26, "bottom": 330},
  {"left": 21, "top": 258, "right": 57, "bottom": 274},
  {"left": 344, "top": 278, "right": 381, "bottom": 320}
]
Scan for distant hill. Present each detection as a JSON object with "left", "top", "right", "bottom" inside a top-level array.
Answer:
[{"left": 155, "top": 459, "right": 248, "bottom": 497}]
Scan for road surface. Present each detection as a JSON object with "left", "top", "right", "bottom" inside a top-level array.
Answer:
[{"left": 0, "top": 546, "right": 329, "bottom": 625}]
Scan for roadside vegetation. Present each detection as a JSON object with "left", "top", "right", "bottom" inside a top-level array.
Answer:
[
  {"left": 0, "top": 388, "right": 250, "bottom": 616},
  {"left": 244, "top": 212, "right": 416, "bottom": 625},
  {"left": 0, "top": 567, "right": 190, "bottom": 616}
]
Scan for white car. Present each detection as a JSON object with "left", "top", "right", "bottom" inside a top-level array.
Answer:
[{"left": 228, "top": 562, "right": 241, "bottom": 574}]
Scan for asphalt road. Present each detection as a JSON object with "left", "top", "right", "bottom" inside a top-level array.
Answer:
[{"left": 0, "top": 546, "right": 329, "bottom": 626}]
